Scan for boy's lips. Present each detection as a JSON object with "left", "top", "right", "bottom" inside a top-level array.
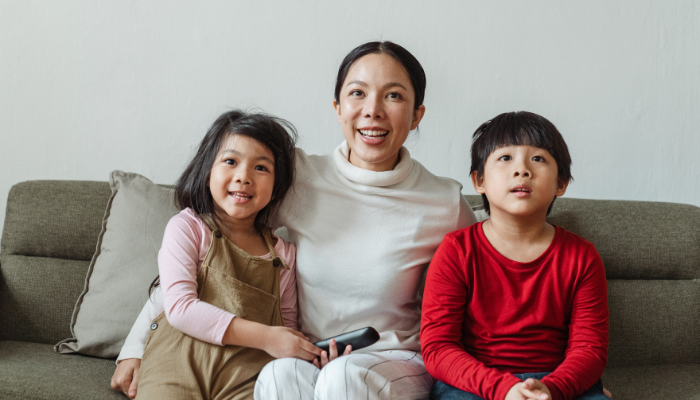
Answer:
[{"left": 510, "top": 184, "right": 532, "bottom": 196}]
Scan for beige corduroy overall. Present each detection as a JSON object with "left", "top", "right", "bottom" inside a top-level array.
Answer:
[{"left": 136, "top": 215, "right": 286, "bottom": 400}]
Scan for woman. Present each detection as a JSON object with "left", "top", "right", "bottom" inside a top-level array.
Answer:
[{"left": 112, "top": 41, "right": 477, "bottom": 400}]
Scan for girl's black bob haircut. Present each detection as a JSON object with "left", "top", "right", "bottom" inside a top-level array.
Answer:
[
  {"left": 334, "top": 41, "right": 426, "bottom": 111},
  {"left": 470, "top": 111, "right": 572, "bottom": 216},
  {"left": 175, "top": 109, "right": 298, "bottom": 232}
]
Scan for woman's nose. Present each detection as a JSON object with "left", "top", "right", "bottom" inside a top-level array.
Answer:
[{"left": 363, "top": 94, "right": 384, "bottom": 118}]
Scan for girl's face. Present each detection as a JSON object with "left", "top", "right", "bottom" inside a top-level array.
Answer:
[
  {"left": 334, "top": 53, "right": 426, "bottom": 172},
  {"left": 208, "top": 134, "right": 275, "bottom": 227}
]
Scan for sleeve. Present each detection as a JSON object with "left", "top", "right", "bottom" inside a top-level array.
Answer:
[
  {"left": 275, "top": 237, "right": 298, "bottom": 330},
  {"left": 421, "top": 235, "right": 521, "bottom": 400},
  {"left": 541, "top": 245, "right": 609, "bottom": 400},
  {"left": 159, "top": 214, "right": 235, "bottom": 345},
  {"left": 456, "top": 193, "right": 478, "bottom": 231},
  {"left": 116, "top": 287, "right": 164, "bottom": 363}
]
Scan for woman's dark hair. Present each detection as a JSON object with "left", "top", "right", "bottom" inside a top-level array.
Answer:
[
  {"left": 334, "top": 41, "right": 426, "bottom": 111},
  {"left": 470, "top": 111, "right": 572, "bottom": 216},
  {"left": 150, "top": 109, "right": 298, "bottom": 296}
]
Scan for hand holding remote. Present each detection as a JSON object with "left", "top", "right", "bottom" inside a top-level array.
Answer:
[
  {"left": 312, "top": 339, "right": 352, "bottom": 369},
  {"left": 311, "top": 327, "right": 380, "bottom": 369}
]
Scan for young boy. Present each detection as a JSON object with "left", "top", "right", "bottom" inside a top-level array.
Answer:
[{"left": 421, "top": 111, "right": 609, "bottom": 400}]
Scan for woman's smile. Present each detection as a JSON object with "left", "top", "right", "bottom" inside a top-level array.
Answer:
[{"left": 334, "top": 53, "right": 425, "bottom": 172}]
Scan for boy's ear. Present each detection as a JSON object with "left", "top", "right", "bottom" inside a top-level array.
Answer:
[
  {"left": 471, "top": 171, "right": 486, "bottom": 194},
  {"left": 556, "top": 179, "right": 569, "bottom": 197}
]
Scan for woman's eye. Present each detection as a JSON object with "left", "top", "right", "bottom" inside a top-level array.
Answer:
[
  {"left": 387, "top": 92, "right": 402, "bottom": 99},
  {"left": 350, "top": 90, "right": 363, "bottom": 97},
  {"left": 498, "top": 155, "right": 511, "bottom": 161}
]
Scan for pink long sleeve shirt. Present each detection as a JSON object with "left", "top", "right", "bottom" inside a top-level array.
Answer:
[{"left": 158, "top": 208, "right": 298, "bottom": 345}]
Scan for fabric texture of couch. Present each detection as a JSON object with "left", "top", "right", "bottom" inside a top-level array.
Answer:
[{"left": 0, "top": 180, "right": 698, "bottom": 399}]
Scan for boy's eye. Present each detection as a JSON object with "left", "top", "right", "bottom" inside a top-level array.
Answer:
[{"left": 498, "top": 155, "right": 511, "bottom": 161}]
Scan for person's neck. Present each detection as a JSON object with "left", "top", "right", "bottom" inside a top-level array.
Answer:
[
  {"left": 482, "top": 210, "right": 555, "bottom": 263},
  {"left": 348, "top": 149, "right": 400, "bottom": 172},
  {"left": 217, "top": 214, "right": 268, "bottom": 256}
]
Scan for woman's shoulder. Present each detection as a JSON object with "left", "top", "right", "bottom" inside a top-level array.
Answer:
[{"left": 410, "top": 159, "right": 464, "bottom": 193}]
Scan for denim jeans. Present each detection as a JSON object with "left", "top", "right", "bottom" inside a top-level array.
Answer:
[{"left": 430, "top": 372, "right": 609, "bottom": 400}]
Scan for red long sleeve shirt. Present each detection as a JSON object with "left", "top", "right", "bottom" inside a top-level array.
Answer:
[{"left": 421, "top": 222, "right": 608, "bottom": 400}]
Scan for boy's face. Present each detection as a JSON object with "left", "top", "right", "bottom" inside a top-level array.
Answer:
[{"left": 472, "top": 145, "right": 568, "bottom": 219}]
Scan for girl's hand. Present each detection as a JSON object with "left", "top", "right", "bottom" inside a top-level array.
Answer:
[
  {"left": 110, "top": 358, "right": 141, "bottom": 399},
  {"left": 312, "top": 339, "right": 352, "bottom": 369},
  {"left": 261, "top": 326, "right": 323, "bottom": 361}
]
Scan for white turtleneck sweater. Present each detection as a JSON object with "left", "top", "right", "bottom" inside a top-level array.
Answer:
[
  {"left": 117, "top": 142, "right": 476, "bottom": 360},
  {"left": 277, "top": 142, "right": 477, "bottom": 352}
]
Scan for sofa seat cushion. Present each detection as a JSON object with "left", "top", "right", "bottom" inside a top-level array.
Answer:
[
  {"left": 602, "top": 363, "right": 700, "bottom": 400},
  {"left": 0, "top": 341, "right": 124, "bottom": 399}
]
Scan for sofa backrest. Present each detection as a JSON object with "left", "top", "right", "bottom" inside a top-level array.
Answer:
[
  {"left": 1, "top": 182, "right": 698, "bottom": 367},
  {"left": 0, "top": 181, "right": 112, "bottom": 344},
  {"left": 466, "top": 195, "right": 700, "bottom": 368}
]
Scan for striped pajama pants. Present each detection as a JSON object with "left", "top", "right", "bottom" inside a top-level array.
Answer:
[{"left": 254, "top": 350, "right": 435, "bottom": 400}]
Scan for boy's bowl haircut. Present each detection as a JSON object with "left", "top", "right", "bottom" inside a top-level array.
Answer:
[{"left": 470, "top": 111, "right": 572, "bottom": 216}]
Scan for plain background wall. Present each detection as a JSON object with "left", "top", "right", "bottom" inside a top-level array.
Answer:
[{"left": 1, "top": 1, "right": 699, "bottom": 232}]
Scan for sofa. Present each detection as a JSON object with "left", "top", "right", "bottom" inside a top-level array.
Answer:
[{"left": 0, "top": 179, "right": 698, "bottom": 400}]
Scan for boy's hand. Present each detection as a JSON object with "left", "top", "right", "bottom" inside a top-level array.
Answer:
[
  {"left": 311, "top": 339, "right": 352, "bottom": 369},
  {"left": 505, "top": 383, "right": 528, "bottom": 400},
  {"left": 110, "top": 358, "right": 140, "bottom": 399},
  {"left": 261, "top": 326, "right": 323, "bottom": 361},
  {"left": 518, "top": 378, "right": 552, "bottom": 400}
]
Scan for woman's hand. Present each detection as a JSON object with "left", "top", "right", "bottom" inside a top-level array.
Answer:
[
  {"left": 110, "top": 358, "right": 141, "bottom": 399},
  {"left": 312, "top": 339, "right": 352, "bottom": 369},
  {"left": 261, "top": 326, "right": 323, "bottom": 361}
]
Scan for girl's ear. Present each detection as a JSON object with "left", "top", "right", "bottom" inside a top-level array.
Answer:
[{"left": 471, "top": 171, "right": 486, "bottom": 194}]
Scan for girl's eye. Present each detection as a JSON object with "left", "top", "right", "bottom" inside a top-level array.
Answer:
[
  {"left": 255, "top": 165, "right": 268, "bottom": 172},
  {"left": 224, "top": 159, "right": 237, "bottom": 166},
  {"left": 532, "top": 156, "right": 545, "bottom": 162},
  {"left": 498, "top": 155, "right": 511, "bottom": 161}
]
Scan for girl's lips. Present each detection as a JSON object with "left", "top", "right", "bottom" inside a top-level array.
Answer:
[{"left": 229, "top": 191, "right": 253, "bottom": 203}]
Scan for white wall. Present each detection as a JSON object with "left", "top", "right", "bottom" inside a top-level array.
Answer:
[{"left": 1, "top": 1, "right": 699, "bottom": 232}]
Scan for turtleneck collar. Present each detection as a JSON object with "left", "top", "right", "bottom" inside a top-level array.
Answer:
[{"left": 332, "top": 141, "right": 414, "bottom": 188}]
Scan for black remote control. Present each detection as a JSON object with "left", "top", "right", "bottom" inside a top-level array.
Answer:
[{"left": 313, "top": 327, "right": 380, "bottom": 354}]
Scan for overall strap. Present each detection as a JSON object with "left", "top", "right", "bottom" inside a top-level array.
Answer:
[
  {"left": 199, "top": 214, "right": 218, "bottom": 233},
  {"left": 262, "top": 229, "right": 289, "bottom": 270}
]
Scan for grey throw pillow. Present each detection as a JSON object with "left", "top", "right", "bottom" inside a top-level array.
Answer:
[{"left": 55, "top": 171, "right": 178, "bottom": 358}]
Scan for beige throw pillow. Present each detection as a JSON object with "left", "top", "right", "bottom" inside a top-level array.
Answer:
[{"left": 55, "top": 171, "right": 178, "bottom": 358}]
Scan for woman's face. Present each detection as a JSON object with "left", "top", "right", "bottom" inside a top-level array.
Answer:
[{"left": 334, "top": 53, "right": 426, "bottom": 172}]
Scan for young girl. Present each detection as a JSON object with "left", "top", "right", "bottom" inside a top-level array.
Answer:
[{"left": 134, "top": 110, "right": 322, "bottom": 400}]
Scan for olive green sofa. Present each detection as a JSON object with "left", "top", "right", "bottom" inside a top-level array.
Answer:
[{"left": 1, "top": 180, "right": 699, "bottom": 399}]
